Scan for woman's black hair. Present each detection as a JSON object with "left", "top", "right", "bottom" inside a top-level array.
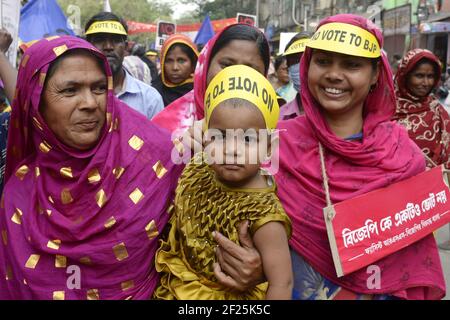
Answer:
[
  {"left": 85, "top": 12, "right": 128, "bottom": 40},
  {"left": 371, "top": 58, "right": 380, "bottom": 71},
  {"left": 412, "top": 57, "right": 441, "bottom": 80},
  {"left": 167, "top": 43, "right": 198, "bottom": 67},
  {"left": 274, "top": 55, "right": 286, "bottom": 71},
  {"left": 284, "top": 31, "right": 312, "bottom": 53},
  {"left": 209, "top": 24, "right": 270, "bottom": 74},
  {"left": 45, "top": 49, "right": 105, "bottom": 85}
]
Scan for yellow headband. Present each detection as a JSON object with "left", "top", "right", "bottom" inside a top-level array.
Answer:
[
  {"left": 205, "top": 65, "right": 280, "bottom": 130},
  {"left": 85, "top": 21, "right": 127, "bottom": 36},
  {"left": 307, "top": 22, "right": 380, "bottom": 58},
  {"left": 283, "top": 38, "right": 309, "bottom": 56}
]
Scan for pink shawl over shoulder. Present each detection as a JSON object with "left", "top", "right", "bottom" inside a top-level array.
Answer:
[
  {"left": 0, "top": 36, "right": 182, "bottom": 299},
  {"left": 275, "top": 14, "right": 445, "bottom": 299}
]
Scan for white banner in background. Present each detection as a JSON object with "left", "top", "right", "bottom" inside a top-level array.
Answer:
[
  {"left": 279, "top": 32, "right": 298, "bottom": 55},
  {"left": 0, "top": 0, "right": 21, "bottom": 67}
]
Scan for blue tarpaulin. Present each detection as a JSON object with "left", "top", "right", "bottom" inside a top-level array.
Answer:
[
  {"left": 19, "top": 0, "right": 75, "bottom": 42},
  {"left": 194, "top": 14, "right": 215, "bottom": 45}
]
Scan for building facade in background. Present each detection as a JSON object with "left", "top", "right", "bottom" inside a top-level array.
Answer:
[
  {"left": 258, "top": 0, "right": 382, "bottom": 53},
  {"left": 382, "top": 0, "right": 450, "bottom": 70},
  {"left": 258, "top": 0, "right": 449, "bottom": 71}
]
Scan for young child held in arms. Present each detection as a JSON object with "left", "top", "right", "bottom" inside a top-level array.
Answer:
[{"left": 154, "top": 65, "right": 293, "bottom": 300}]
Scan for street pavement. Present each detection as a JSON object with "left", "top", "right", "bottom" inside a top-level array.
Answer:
[{"left": 436, "top": 224, "right": 450, "bottom": 300}]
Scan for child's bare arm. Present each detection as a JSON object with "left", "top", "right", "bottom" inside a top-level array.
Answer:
[{"left": 253, "top": 221, "right": 293, "bottom": 300}]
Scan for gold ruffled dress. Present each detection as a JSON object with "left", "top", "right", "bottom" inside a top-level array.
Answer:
[{"left": 154, "top": 154, "right": 291, "bottom": 300}]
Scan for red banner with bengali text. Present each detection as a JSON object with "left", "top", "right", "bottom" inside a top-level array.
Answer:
[
  {"left": 127, "top": 18, "right": 237, "bottom": 35},
  {"left": 324, "top": 165, "right": 450, "bottom": 277}
]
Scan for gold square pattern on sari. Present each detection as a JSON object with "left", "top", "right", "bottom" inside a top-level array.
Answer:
[
  {"left": 121, "top": 280, "right": 134, "bottom": 291},
  {"left": 88, "top": 168, "right": 101, "bottom": 183},
  {"left": 128, "top": 135, "right": 144, "bottom": 151},
  {"left": 60, "top": 167, "right": 73, "bottom": 179},
  {"left": 15, "top": 165, "right": 30, "bottom": 180},
  {"left": 104, "top": 216, "right": 116, "bottom": 229},
  {"left": 11, "top": 208, "right": 23, "bottom": 225},
  {"left": 55, "top": 255, "right": 67, "bottom": 268},
  {"left": 152, "top": 161, "right": 168, "bottom": 179},
  {"left": 96, "top": 189, "right": 107, "bottom": 208},
  {"left": 87, "top": 289, "right": 99, "bottom": 300},
  {"left": 39, "top": 141, "right": 52, "bottom": 153},
  {"left": 113, "top": 167, "right": 125, "bottom": 179},
  {"left": 53, "top": 44, "right": 68, "bottom": 57},
  {"left": 47, "top": 239, "right": 61, "bottom": 250},
  {"left": 53, "top": 291, "right": 65, "bottom": 300},
  {"left": 129, "top": 188, "right": 144, "bottom": 205},
  {"left": 113, "top": 242, "right": 129, "bottom": 261},
  {"left": 25, "top": 254, "right": 40, "bottom": 269},
  {"left": 145, "top": 220, "right": 159, "bottom": 240},
  {"left": 61, "top": 189, "right": 73, "bottom": 204}
]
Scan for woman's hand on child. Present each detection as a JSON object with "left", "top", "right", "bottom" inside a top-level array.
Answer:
[
  {"left": 182, "top": 119, "right": 205, "bottom": 153},
  {"left": 212, "top": 220, "right": 265, "bottom": 292}
]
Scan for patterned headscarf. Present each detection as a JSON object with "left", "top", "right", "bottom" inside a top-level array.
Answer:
[
  {"left": 160, "top": 34, "right": 199, "bottom": 88},
  {"left": 393, "top": 49, "right": 450, "bottom": 168},
  {"left": 153, "top": 34, "right": 199, "bottom": 107},
  {"left": 276, "top": 15, "right": 445, "bottom": 299},
  {"left": 0, "top": 36, "right": 181, "bottom": 299}
]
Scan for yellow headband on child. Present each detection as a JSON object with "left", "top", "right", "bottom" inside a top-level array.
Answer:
[
  {"left": 204, "top": 65, "right": 280, "bottom": 130},
  {"left": 283, "top": 38, "right": 309, "bottom": 56},
  {"left": 85, "top": 21, "right": 128, "bottom": 36},
  {"left": 306, "top": 22, "right": 380, "bottom": 58}
]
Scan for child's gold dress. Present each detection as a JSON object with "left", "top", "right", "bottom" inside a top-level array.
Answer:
[{"left": 154, "top": 154, "right": 291, "bottom": 300}]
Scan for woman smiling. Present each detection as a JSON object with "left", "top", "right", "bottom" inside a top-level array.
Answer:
[{"left": 275, "top": 14, "right": 445, "bottom": 299}]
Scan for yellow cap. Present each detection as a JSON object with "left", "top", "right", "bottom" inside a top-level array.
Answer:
[
  {"left": 85, "top": 21, "right": 127, "bottom": 36},
  {"left": 283, "top": 38, "right": 309, "bottom": 56},
  {"left": 145, "top": 51, "right": 158, "bottom": 56},
  {"left": 306, "top": 22, "right": 380, "bottom": 58},
  {"left": 205, "top": 65, "right": 280, "bottom": 130}
]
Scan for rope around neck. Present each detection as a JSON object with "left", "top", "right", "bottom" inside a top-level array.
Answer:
[{"left": 318, "top": 142, "right": 332, "bottom": 207}]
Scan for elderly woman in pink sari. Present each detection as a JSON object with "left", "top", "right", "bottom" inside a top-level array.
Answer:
[
  {"left": 0, "top": 35, "right": 263, "bottom": 300},
  {"left": 0, "top": 36, "right": 184, "bottom": 299}
]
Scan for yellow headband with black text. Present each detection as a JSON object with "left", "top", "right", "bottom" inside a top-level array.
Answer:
[
  {"left": 306, "top": 22, "right": 380, "bottom": 58},
  {"left": 283, "top": 38, "right": 309, "bottom": 56},
  {"left": 85, "top": 20, "right": 127, "bottom": 36},
  {"left": 205, "top": 65, "right": 280, "bottom": 130}
]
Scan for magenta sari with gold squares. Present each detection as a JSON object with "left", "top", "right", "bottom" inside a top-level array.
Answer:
[{"left": 0, "top": 36, "right": 181, "bottom": 299}]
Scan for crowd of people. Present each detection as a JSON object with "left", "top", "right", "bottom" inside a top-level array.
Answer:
[{"left": 0, "top": 10, "right": 448, "bottom": 300}]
